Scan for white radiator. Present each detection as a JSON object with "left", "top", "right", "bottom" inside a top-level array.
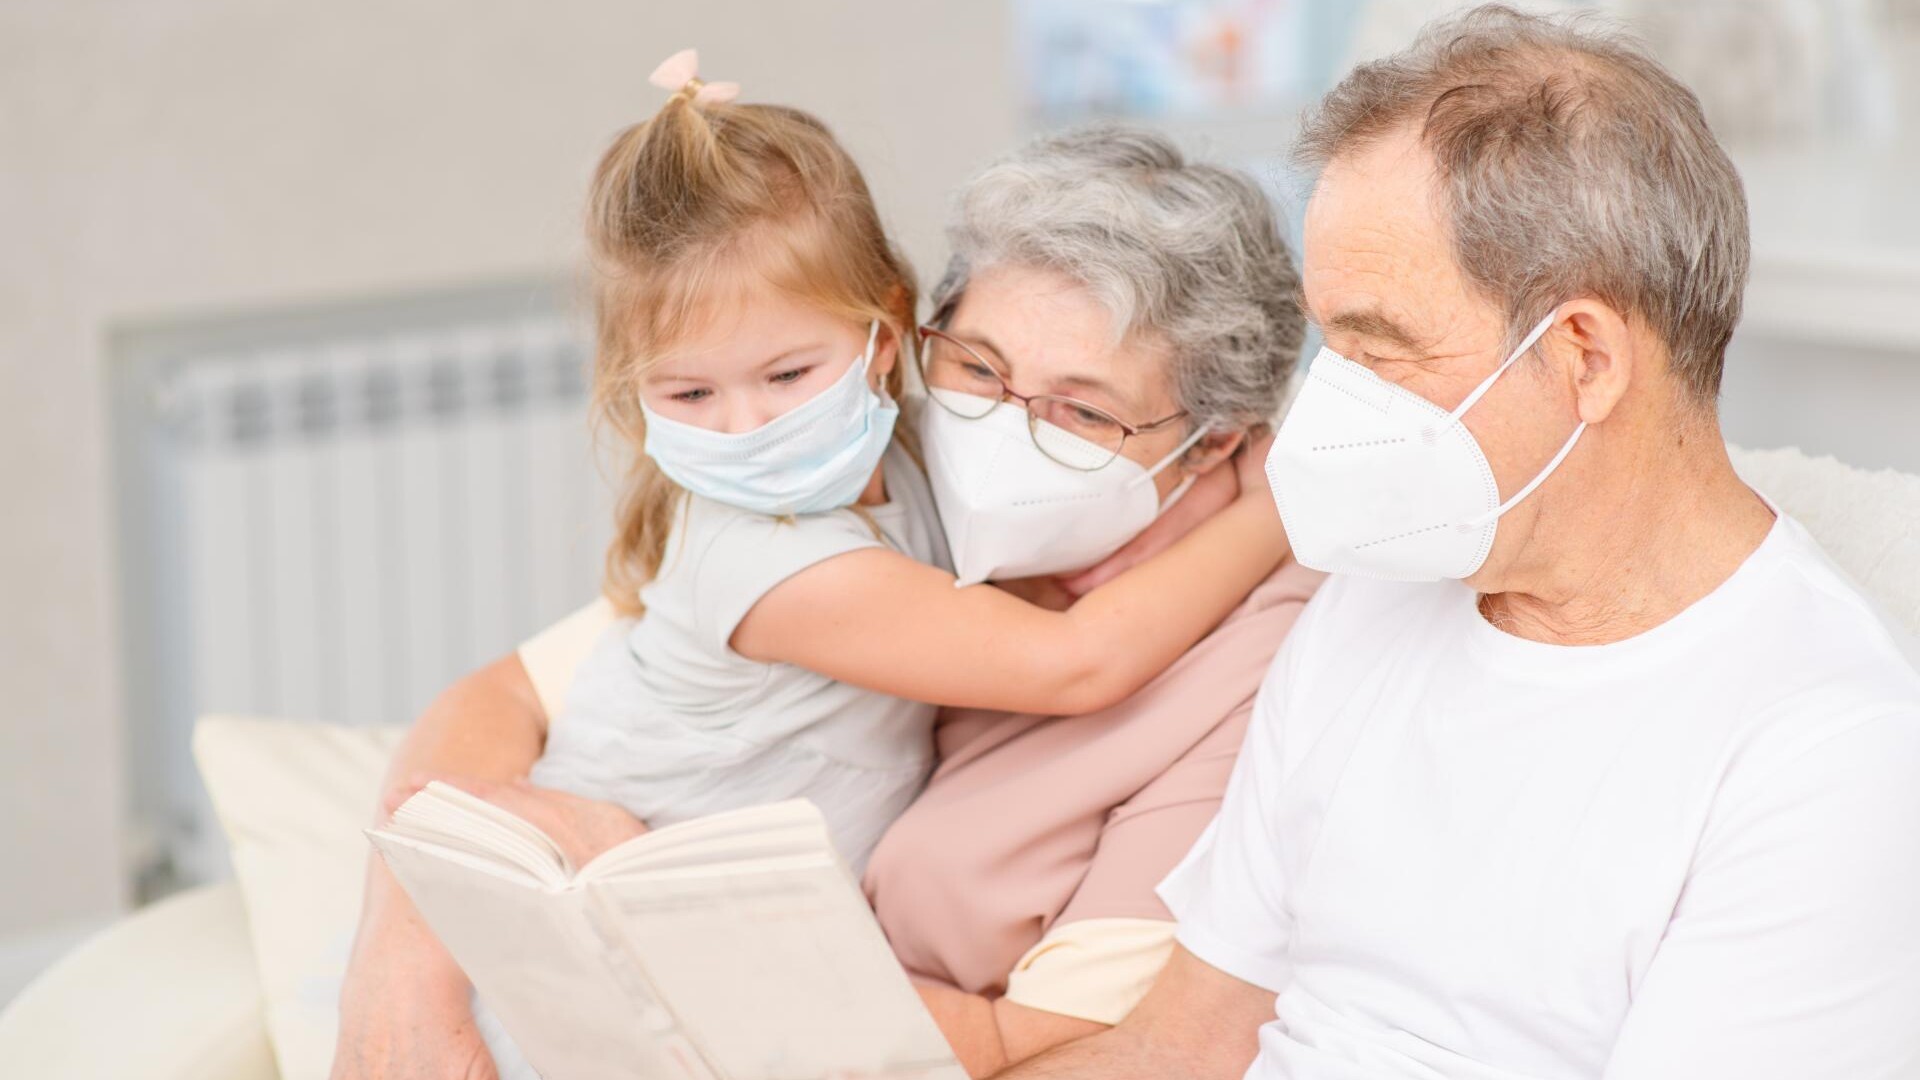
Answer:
[{"left": 111, "top": 281, "right": 617, "bottom": 893}]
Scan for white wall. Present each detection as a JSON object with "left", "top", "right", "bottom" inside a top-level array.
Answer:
[
  {"left": 0, "top": 0, "right": 1015, "bottom": 938},
  {"left": 1721, "top": 139, "right": 1920, "bottom": 476}
]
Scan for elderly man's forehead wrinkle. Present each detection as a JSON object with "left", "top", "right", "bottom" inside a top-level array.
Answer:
[
  {"left": 1303, "top": 127, "right": 1512, "bottom": 364},
  {"left": 1312, "top": 239, "right": 1427, "bottom": 310},
  {"left": 1336, "top": 244, "right": 1415, "bottom": 285}
]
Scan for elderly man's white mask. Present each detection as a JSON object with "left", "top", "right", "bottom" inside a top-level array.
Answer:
[{"left": 1265, "top": 310, "right": 1585, "bottom": 581}]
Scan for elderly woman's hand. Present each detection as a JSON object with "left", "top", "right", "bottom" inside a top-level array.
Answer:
[
  {"left": 391, "top": 774, "right": 650, "bottom": 868},
  {"left": 331, "top": 962, "right": 498, "bottom": 1080}
]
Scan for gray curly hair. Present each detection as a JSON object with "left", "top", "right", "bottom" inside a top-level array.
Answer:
[{"left": 929, "top": 124, "right": 1305, "bottom": 433}]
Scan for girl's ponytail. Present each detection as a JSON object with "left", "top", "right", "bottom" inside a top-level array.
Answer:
[
  {"left": 586, "top": 52, "right": 919, "bottom": 615},
  {"left": 588, "top": 57, "right": 731, "bottom": 271}
]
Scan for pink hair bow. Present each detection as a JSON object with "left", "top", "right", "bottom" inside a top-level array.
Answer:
[{"left": 648, "top": 48, "right": 740, "bottom": 108}]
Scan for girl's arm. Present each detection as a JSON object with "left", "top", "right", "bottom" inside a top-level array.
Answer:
[{"left": 731, "top": 459, "right": 1287, "bottom": 716}]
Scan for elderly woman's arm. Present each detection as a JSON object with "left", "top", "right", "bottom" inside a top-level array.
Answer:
[
  {"left": 989, "top": 948, "right": 1270, "bottom": 1079},
  {"left": 906, "top": 686, "right": 1264, "bottom": 1075},
  {"left": 329, "top": 654, "right": 551, "bottom": 1080},
  {"left": 913, "top": 983, "right": 1106, "bottom": 1078}
]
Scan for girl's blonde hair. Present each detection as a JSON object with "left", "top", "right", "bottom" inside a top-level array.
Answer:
[{"left": 586, "top": 91, "right": 918, "bottom": 616}]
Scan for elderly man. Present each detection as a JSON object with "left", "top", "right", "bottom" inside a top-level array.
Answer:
[{"left": 999, "top": 7, "right": 1920, "bottom": 1080}]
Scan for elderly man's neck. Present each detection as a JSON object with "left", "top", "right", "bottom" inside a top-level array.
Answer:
[{"left": 1477, "top": 410, "right": 1776, "bottom": 647}]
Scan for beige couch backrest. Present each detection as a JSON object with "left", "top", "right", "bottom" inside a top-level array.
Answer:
[{"left": 1730, "top": 445, "right": 1920, "bottom": 646}]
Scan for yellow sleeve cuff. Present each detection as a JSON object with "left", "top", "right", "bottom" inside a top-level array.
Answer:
[
  {"left": 516, "top": 598, "right": 617, "bottom": 722},
  {"left": 1001, "top": 917, "right": 1177, "bottom": 1025}
]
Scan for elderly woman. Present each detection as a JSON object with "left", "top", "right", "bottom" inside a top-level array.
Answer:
[{"left": 331, "top": 126, "right": 1315, "bottom": 1079}]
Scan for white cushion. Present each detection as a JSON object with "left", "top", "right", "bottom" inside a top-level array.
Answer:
[
  {"left": 518, "top": 596, "right": 616, "bottom": 723},
  {"left": 1730, "top": 445, "right": 1920, "bottom": 643},
  {"left": 194, "top": 717, "right": 405, "bottom": 1080},
  {"left": 0, "top": 881, "right": 278, "bottom": 1080}
]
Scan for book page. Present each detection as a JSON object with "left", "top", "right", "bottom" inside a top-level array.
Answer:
[
  {"left": 385, "top": 780, "right": 573, "bottom": 886},
  {"left": 369, "top": 830, "right": 699, "bottom": 1080},
  {"left": 587, "top": 857, "right": 966, "bottom": 1080},
  {"left": 579, "top": 799, "right": 825, "bottom": 880}
]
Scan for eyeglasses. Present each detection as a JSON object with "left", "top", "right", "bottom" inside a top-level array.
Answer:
[{"left": 915, "top": 326, "right": 1188, "bottom": 471}]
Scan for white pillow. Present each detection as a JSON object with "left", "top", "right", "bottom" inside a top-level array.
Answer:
[
  {"left": 1728, "top": 445, "right": 1920, "bottom": 641},
  {"left": 187, "top": 601, "right": 608, "bottom": 1080},
  {"left": 519, "top": 597, "right": 616, "bottom": 721},
  {"left": 194, "top": 716, "right": 405, "bottom": 1080}
]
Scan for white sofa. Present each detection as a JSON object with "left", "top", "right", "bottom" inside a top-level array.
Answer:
[{"left": 2, "top": 446, "right": 1916, "bottom": 1080}]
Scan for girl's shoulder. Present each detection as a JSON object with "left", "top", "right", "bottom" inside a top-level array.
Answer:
[
  {"left": 665, "top": 493, "right": 872, "bottom": 577},
  {"left": 869, "top": 439, "right": 951, "bottom": 573},
  {"left": 646, "top": 473, "right": 931, "bottom": 655}
]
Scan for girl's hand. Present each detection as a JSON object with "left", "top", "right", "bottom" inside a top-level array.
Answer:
[
  {"left": 1055, "top": 442, "right": 1245, "bottom": 598},
  {"left": 392, "top": 773, "right": 650, "bottom": 869}
]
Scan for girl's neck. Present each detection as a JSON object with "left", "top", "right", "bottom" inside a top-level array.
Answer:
[{"left": 856, "top": 459, "right": 890, "bottom": 507}]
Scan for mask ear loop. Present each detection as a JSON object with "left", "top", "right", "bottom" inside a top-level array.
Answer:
[
  {"left": 1158, "top": 471, "right": 1202, "bottom": 513},
  {"left": 1460, "top": 420, "right": 1587, "bottom": 529},
  {"left": 1128, "top": 424, "right": 1213, "bottom": 513},
  {"left": 1449, "top": 310, "right": 1559, "bottom": 421},
  {"left": 1453, "top": 308, "right": 1587, "bottom": 529},
  {"left": 1130, "top": 424, "right": 1210, "bottom": 481},
  {"left": 858, "top": 318, "right": 896, "bottom": 405}
]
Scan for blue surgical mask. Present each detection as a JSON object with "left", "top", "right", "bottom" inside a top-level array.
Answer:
[{"left": 640, "top": 321, "right": 898, "bottom": 515}]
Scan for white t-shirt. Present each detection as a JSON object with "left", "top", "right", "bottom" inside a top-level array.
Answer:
[
  {"left": 529, "top": 440, "right": 951, "bottom": 873},
  {"left": 1159, "top": 513, "right": 1920, "bottom": 1079}
]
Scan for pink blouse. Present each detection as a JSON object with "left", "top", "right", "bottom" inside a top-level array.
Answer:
[{"left": 863, "top": 559, "right": 1324, "bottom": 1000}]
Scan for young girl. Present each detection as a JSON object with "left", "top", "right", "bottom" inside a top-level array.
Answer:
[
  {"left": 473, "top": 51, "right": 1287, "bottom": 1074},
  {"left": 520, "top": 49, "right": 1287, "bottom": 866}
]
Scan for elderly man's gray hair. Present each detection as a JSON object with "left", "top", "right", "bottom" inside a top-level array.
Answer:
[
  {"left": 930, "top": 125, "right": 1305, "bottom": 432},
  {"left": 1297, "top": 4, "right": 1750, "bottom": 400}
]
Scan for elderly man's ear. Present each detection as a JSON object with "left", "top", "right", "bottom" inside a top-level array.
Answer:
[{"left": 1554, "top": 299, "right": 1637, "bottom": 426}]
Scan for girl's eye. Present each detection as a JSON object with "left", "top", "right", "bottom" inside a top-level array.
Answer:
[
  {"left": 770, "top": 367, "right": 813, "bottom": 385},
  {"left": 670, "top": 388, "right": 711, "bottom": 403}
]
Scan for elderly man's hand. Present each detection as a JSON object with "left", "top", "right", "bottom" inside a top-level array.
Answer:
[{"left": 390, "top": 774, "right": 650, "bottom": 868}]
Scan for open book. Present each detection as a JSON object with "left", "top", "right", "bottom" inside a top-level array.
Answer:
[{"left": 369, "top": 782, "right": 965, "bottom": 1080}]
